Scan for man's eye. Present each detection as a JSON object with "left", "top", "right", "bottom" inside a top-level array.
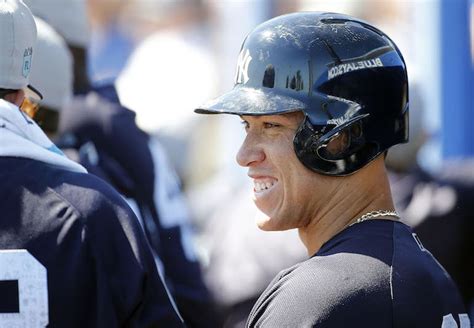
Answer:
[
  {"left": 263, "top": 122, "right": 280, "bottom": 129},
  {"left": 240, "top": 120, "right": 249, "bottom": 130}
]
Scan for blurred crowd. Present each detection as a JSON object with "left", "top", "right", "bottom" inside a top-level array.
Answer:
[{"left": 19, "top": 0, "right": 474, "bottom": 326}]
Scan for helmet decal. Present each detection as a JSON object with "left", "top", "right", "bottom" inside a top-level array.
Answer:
[
  {"left": 328, "top": 57, "right": 383, "bottom": 80},
  {"left": 235, "top": 48, "right": 252, "bottom": 84}
]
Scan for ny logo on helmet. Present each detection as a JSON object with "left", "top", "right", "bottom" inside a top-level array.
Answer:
[{"left": 235, "top": 49, "right": 252, "bottom": 84}]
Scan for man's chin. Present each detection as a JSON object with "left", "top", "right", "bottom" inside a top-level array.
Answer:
[
  {"left": 254, "top": 210, "right": 291, "bottom": 231},
  {"left": 254, "top": 209, "right": 274, "bottom": 231}
]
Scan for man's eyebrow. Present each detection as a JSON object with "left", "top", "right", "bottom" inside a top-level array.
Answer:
[{"left": 240, "top": 112, "right": 303, "bottom": 124}]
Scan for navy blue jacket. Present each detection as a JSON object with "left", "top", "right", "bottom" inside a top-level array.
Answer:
[{"left": 0, "top": 157, "right": 184, "bottom": 327}]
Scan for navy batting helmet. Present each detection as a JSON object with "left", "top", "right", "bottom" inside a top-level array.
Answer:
[{"left": 195, "top": 12, "right": 409, "bottom": 176}]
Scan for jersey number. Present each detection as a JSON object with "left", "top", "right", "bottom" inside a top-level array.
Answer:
[
  {"left": 442, "top": 313, "right": 471, "bottom": 328},
  {"left": 0, "top": 249, "right": 49, "bottom": 327}
]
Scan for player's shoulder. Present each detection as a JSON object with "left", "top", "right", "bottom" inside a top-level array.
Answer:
[
  {"left": 55, "top": 170, "right": 133, "bottom": 219},
  {"left": 260, "top": 225, "right": 397, "bottom": 310},
  {"left": 248, "top": 225, "right": 400, "bottom": 328},
  {"left": 21, "top": 158, "right": 137, "bottom": 227},
  {"left": 292, "top": 248, "right": 389, "bottom": 292},
  {"left": 2, "top": 156, "right": 138, "bottom": 233},
  {"left": 249, "top": 255, "right": 392, "bottom": 327}
]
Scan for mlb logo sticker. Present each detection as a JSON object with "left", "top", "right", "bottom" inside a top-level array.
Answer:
[{"left": 22, "top": 47, "right": 33, "bottom": 78}]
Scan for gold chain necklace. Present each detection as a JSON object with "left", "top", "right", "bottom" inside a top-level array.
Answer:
[{"left": 349, "top": 210, "right": 400, "bottom": 227}]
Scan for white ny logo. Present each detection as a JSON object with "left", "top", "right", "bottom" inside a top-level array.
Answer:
[{"left": 235, "top": 49, "right": 252, "bottom": 84}]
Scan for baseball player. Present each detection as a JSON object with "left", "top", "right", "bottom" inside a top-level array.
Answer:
[
  {"left": 0, "top": 1, "right": 183, "bottom": 326},
  {"left": 195, "top": 12, "right": 470, "bottom": 327}
]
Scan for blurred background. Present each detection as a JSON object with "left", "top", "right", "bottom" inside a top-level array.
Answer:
[{"left": 31, "top": 0, "right": 474, "bottom": 326}]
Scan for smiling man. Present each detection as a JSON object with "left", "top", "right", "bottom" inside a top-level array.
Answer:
[{"left": 196, "top": 12, "right": 470, "bottom": 328}]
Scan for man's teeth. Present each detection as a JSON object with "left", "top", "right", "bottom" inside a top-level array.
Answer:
[{"left": 255, "top": 181, "right": 275, "bottom": 192}]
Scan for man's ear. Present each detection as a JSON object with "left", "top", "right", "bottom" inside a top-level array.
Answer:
[{"left": 4, "top": 89, "right": 25, "bottom": 107}]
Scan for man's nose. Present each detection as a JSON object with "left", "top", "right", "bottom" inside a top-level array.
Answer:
[{"left": 236, "top": 133, "right": 265, "bottom": 167}]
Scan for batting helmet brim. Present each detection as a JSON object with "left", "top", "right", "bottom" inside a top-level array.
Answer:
[{"left": 195, "top": 86, "right": 306, "bottom": 116}]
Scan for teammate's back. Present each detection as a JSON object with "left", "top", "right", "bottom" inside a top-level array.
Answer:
[{"left": 0, "top": 157, "right": 183, "bottom": 327}]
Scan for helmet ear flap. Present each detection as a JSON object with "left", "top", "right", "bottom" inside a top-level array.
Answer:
[
  {"left": 293, "top": 117, "right": 324, "bottom": 161},
  {"left": 293, "top": 116, "right": 329, "bottom": 172},
  {"left": 294, "top": 114, "right": 375, "bottom": 176},
  {"left": 317, "top": 118, "right": 366, "bottom": 161},
  {"left": 318, "top": 129, "right": 352, "bottom": 160}
]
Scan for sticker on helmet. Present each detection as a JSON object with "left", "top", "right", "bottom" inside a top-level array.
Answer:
[
  {"left": 326, "top": 103, "right": 362, "bottom": 126},
  {"left": 328, "top": 58, "right": 383, "bottom": 80},
  {"left": 235, "top": 49, "right": 252, "bottom": 84}
]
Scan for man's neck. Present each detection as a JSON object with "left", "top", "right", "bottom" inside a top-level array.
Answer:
[{"left": 298, "top": 157, "right": 397, "bottom": 256}]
